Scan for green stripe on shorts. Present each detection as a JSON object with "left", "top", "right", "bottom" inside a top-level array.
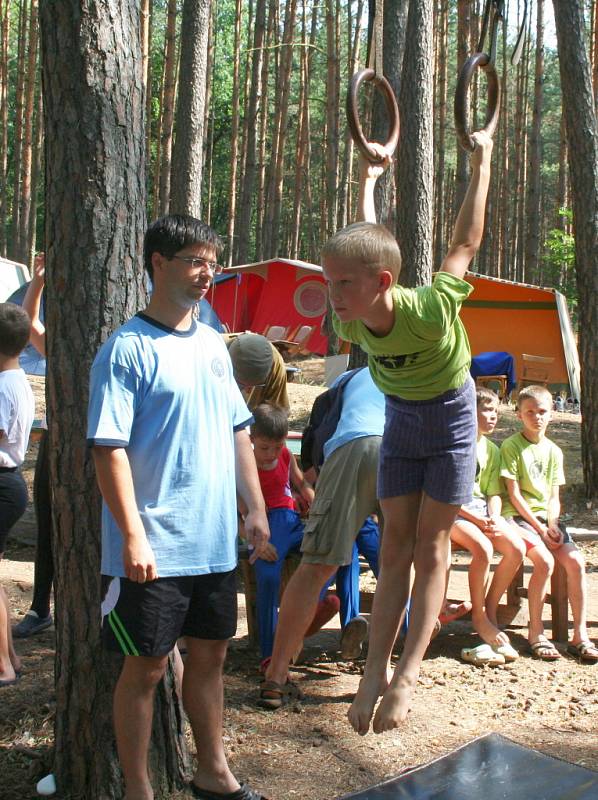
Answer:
[{"left": 108, "top": 610, "right": 140, "bottom": 656}]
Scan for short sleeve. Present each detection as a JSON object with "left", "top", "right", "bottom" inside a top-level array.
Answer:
[
  {"left": 500, "top": 438, "right": 520, "bottom": 481},
  {"left": 416, "top": 273, "right": 473, "bottom": 339},
  {"left": 485, "top": 443, "right": 502, "bottom": 497},
  {"left": 0, "top": 391, "right": 13, "bottom": 433},
  {"left": 551, "top": 445, "right": 566, "bottom": 487},
  {"left": 87, "top": 352, "right": 142, "bottom": 446}
]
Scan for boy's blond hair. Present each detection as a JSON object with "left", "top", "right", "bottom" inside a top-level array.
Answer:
[
  {"left": 476, "top": 387, "right": 499, "bottom": 407},
  {"left": 516, "top": 385, "right": 552, "bottom": 409},
  {"left": 321, "top": 221, "right": 402, "bottom": 282}
]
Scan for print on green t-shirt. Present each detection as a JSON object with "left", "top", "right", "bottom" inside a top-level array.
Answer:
[{"left": 332, "top": 272, "right": 473, "bottom": 400}]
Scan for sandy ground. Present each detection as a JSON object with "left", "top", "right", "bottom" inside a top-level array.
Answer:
[{"left": 1, "top": 362, "right": 597, "bottom": 799}]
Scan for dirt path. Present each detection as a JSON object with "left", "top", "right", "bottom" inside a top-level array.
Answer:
[{"left": 1, "top": 364, "right": 597, "bottom": 799}]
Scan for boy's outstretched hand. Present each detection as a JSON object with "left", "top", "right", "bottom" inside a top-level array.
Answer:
[
  {"left": 359, "top": 141, "right": 393, "bottom": 183},
  {"left": 469, "top": 130, "right": 494, "bottom": 169}
]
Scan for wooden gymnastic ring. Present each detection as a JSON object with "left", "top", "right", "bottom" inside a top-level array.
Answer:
[
  {"left": 346, "top": 68, "right": 400, "bottom": 164},
  {"left": 454, "top": 53, "right": 501, "bottom": 152}
]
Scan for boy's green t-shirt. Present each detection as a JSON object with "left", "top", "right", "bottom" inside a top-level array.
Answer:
[
  {"left": 499, "top": 432, "right": 565, "bottom": 518},
  {"left": 332, "top": 272, "right": 473, "bottom": 400},
  {"left": 474, "top": 435, "right": 502, "bottom": 500}
]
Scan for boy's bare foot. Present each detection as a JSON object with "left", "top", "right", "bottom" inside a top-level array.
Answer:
[
  {"left": 472, "top": 612, "right": 509, "bottom": 648},
  {"left": 348, "top": 672, "right": 388, "bottom": 736},
  {"left": 372, "top": 673, "right": 417, "bottom": 733}
]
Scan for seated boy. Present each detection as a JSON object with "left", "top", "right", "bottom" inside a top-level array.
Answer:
[
  {"left": 0, "top": 304, "right": 35, "bottom": 686},
  {"left": 247, "top": 404, "right": 343, "bottom": 670},
  {"left": 501, "top": 385, "right": 597, "bottom": 663},
  {"left": 449, "top": 388, "right": 524, "bottom": 660}
]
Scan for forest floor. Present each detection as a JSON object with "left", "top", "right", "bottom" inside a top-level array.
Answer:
[{"left": 1, "top": 361, "right": 597, "bottom": 799}]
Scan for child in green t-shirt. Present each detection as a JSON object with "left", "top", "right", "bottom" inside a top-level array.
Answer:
[
  {"left": 500, "top": 385, "right": 597, "bottom": 663},
  {"left": 449, "top": 388, "right": 524, "bottom": 662},
  {"left": 318, "top": 131, "right": 494, "bottom": 735}
]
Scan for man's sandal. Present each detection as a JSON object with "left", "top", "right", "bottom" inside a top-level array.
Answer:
[
  {"left": 257, "top": 678, "right": 304, "bottom": 710},
  {"left": 529, "top": 637, "right": 561, "bottom": 661},
  {"left": 567, "top": 641, "right": 598, "bottom": 664},
  {"left": 188, "top": 781, "right": 269, "bottom": 799}
]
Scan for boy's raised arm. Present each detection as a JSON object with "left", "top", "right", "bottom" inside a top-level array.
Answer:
[
  {"left": 356, "top": 145, "right": 392, "bottom": 224},
  {"left": 441, "top": 131, "right": 493, "bottom": 279},
  {"left": 22, "top": 253, "right": 46, "bottom": 357}
]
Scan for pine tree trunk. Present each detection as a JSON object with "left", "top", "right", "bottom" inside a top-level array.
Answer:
[
  {"left": 553, "top": 0, "right": 598, "bottom": 504},
  {"left": 18, "top": 0, "right": 38, "bottom": 264},
  {"left": 27, "top": 88, "right": 43, "bottom": 265},
  {"left": 155, "top": 0, "right": 178, "bottom": 216},
  {"left": 396, "top": 0, "right": 434, "bottom": 288},
  {"left": 433, "top": 0, "right": 449, "bottom": 270},
  {"left": 225, "top": 0, "right": 243, "bottom": 264},
  {"left": 324, "top": 0, "right": 339, "bottom": 236},
  {"left": 524, "top": 0, "right": 544, "bottom": 283},
  {"left": 235, "top": 0, "right": 266, "bottom": 264},
  {"left": 39, "top": 1, "right": 188, "bottom": 795},
  {"left": 454, "top": 0, "right": 471, "bottom": 213},
  {"left": 0, "top": 0, "right": 11, "bottom": 255},
  {"left": 10, "top": 0, "right": 28, "bottom": 260},
  {"left": 170, "top": 0, "right": 210, "bottom": 217}
]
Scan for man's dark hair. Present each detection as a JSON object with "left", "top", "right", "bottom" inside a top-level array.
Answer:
[
  {"left": 143, "top": 214, "right": 224, "bottom": 279},
  {"left": 0, "top": 303, "right": 31, "bottom": 357},
  {"left": 250, "top": 404, "right": 289, "bottom": 440}
]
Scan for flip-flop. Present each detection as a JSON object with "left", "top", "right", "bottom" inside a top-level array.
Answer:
[
  {"left": 567, "top": 641, "right": 598, "bottom": 664},
  {"left": 439, "top": 600, "right": 472, "bottom": 625},
  {"left": 529, "top": 637, "right": 561, "bottom": 661},
  {"left": 461, "top": 643, "right": 505, "bottom": 666},
  {"left": 492, "top": 642, "right": 519, "bottom": 662},
  {"left": 188, "top": 782, "right": 269, "bottom": 800},
  {"left": 257, "top": 678, "right": 304, "bottom": 710},
  {"left": 0, "top": 675, "right": 20, "bottom": 688}
]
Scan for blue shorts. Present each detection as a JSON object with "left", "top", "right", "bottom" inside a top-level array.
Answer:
[{"left": 378, "top": 377, "right": 477, "bottom": 506}]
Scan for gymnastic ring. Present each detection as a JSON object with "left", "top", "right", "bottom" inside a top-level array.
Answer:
[
  {"left": 454, "top": 53, "right": 501, "bottom": 152},
  {"left": 346, "top": 68, "right": 400, "bottom": 164}
]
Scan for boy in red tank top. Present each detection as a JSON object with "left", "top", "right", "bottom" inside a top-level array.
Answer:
[{"left": 246, "top": 404, "right": 339, "bottom": 669}]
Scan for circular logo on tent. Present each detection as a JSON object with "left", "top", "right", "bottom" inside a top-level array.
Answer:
[{"left": 293, "top": 281, "right": 327, "bottom": 318}]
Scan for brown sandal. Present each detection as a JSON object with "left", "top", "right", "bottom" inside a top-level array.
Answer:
[{"left": 257, "top": 678, "right": 304, "bottom": 710}]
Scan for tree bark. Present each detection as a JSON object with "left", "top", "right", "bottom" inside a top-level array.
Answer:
[
  {"left": 553, "top": 0, "right": 598, "bottom": 503},
  {"left": 524, "top": 0, "right": 544, "bottom": 282},
  {"left": 396, "top": 0, "right": 434, "bottom": 288},
  {"left": 156, "top": 0, "right": 178, "bottom": 217},
  {"left": 39, "top": 1, "right": 188, "bottom": 795},
  {"left": 225, "top": 0, "right": 243, "bottom": 264},
  {"left": 170, "top": 0, "right": 210, "bottom": 218}
]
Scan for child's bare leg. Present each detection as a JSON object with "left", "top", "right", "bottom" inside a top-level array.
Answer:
[
  {"left": 265, "top": 562, "right": 337, "bottom": 686},
  {"left": 449, "top": 520, "right": 507, "bottom": 646},
  {"left": 348, "top": 493, "right": 419, "bottom": 736},
  {"left": 526, "top": 545, "right": 554, "bottom": 643},
  {"left": 553, "top": 545, "right": 588, "bottom": 644},
  {"left": 372, "top": 495, "right": 456, "bottom": 734},
  {"left": 485, "top": 526, "right": 525, "bottom": 627},
  {"left": 0, "top": 583, "right": 19, "bottom": 681}
]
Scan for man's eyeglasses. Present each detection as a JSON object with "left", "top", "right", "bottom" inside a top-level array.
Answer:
[{"left": 172, "top": 255, "right": 223, "bottom": 275}]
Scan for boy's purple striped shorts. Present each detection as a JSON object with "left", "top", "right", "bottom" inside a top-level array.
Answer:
[{"left": 378, "top": 377, "right": 477, "bottom": 506}]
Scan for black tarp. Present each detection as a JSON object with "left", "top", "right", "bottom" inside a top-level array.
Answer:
[{"left": 338, "top": 733, "right": 598, "bottom": 800}]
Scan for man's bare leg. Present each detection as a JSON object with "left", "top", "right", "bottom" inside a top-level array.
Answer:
[
  {"left": 113, "top": 654, "right": 168, "bottom": 800},
  {"left": 184, "top": 638, "right": 239, "bottom": 794},
  {"left": 348, "top": 493, "right": 419, "bottom": 736},
  {"left": 372, "top": 495, "right": 458, "bottom": 734},
  {"left": 265, "top": 562, "right": 337, "bottom": 686}
]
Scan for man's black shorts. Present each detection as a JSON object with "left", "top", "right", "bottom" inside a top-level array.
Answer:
[{"left": 100, "top": 569, "right": 238, "bottom": 657}]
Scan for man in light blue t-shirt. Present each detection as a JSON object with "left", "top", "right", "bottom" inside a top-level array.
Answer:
[{"left": 87, "top": 214, "right": 269, "bottom": 800}]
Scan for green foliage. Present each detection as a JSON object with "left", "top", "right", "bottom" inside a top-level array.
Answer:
[{"left": 543, "top": 208, "right": 578, "bottom": 324}]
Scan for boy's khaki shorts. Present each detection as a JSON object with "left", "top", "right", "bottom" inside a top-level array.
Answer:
[{"left": 301, "top": 435, "right": 381, "bottom": 567}]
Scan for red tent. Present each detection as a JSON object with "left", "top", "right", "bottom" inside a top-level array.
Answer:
[{"left": 208, "top": 258, "right": 328, "bottom": 354}]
